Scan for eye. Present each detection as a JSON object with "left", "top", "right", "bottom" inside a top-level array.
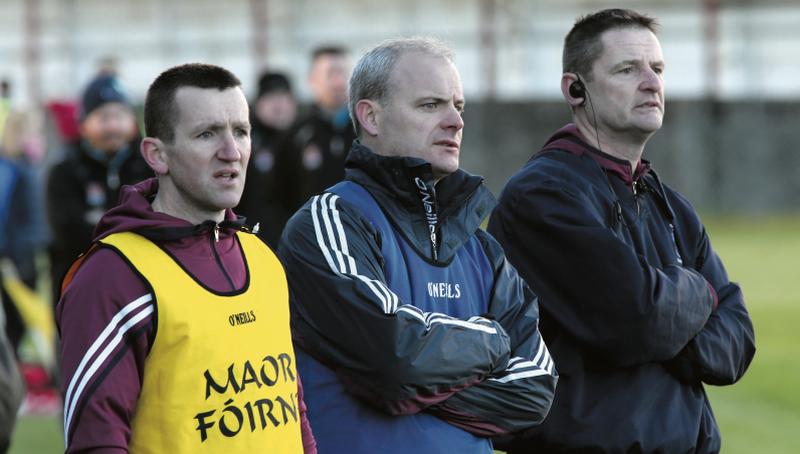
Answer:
[
  {"left": 618, "top": 67, "right": 633, "bottom": 74},
  {"left": 422, "top": 102, "right": 439, "bottom": 110},
  {"left": 653, "top": 66, "right": 664, "bottom": 75},
  {"left": 197, "top": 131, "right": 213, "bottom": 139},
  {"left": 234, "top": 128, "right": 250, "bottom": 138}
]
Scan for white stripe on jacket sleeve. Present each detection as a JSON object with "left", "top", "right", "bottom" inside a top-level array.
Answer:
[
  {"left": 310, "top": 193, "right": 499, "bottom": 335},
  {"left": 63, "top": 293, "right": 154, "bottom": 446}
]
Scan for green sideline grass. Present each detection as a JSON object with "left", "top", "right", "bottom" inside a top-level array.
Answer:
[
  {"left": 9, "top": 216, "right": 800, "bottom": 454},
  {"left": 702, "top": 216, "right": 800, "bottom": 454}
]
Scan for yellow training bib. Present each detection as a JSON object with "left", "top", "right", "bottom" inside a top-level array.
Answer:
[{"left": 100, "top": 232, "right": 303, "bottom": 454}]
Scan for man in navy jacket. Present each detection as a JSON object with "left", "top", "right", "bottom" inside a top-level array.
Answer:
[
  {"left": 488, "top": 8, "right": 755, "bottom": 453},
  {"left": 279, "top": 37, "right": 557, "bottom": 453}
]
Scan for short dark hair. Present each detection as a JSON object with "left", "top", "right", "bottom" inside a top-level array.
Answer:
[
  {"left": 144, "top": 63, "right": 241, "bottom": 142},
  {"left": 311, "top": 45, "right": 347, "bottom": 64},
  {"left": 563, "top": 8, "right": 659, "bottom": 80}
]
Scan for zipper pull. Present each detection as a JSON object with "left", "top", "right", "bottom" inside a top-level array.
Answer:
[
  {"left": 214, "top": 224, "right": 220, "bottom": 242},
  {"left": 670, "top": 223, "right": 683, "bottom": 265}
]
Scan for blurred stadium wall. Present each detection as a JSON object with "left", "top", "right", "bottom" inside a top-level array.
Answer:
[{"left": 1, "top": 0, "right": 798, "bottom": 214}]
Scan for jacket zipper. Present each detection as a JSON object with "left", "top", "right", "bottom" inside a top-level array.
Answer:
[
  {"left": 669, "top": 223, "right": 684, "bottom": 265},
  {"left": 414, "top": 177, "right": 439, "bottom": 261},
  {"left": 209, "top": 224, "right": 235, "bottom": 290}
]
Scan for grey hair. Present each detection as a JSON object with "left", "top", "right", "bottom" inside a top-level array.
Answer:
[{"left": 348, "top": 37, "right": 455, "bottom": 137}]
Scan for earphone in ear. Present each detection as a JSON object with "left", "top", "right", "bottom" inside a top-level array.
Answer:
[{"left": 569, "top": 80, "right": 585, "bottom": 103}]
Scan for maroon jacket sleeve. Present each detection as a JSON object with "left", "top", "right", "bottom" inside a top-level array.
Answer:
[
  {"left": 296, "top": 375, "right": 317, "bottom": 453},
  {"left": 57, "top": 247, "right": 154, "bottom": 453}
]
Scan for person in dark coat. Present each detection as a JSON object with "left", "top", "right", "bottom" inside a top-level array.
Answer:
[
  {"left": 277, "top": 46, "right": 356, "bottom": 216},
  {"left": 488, "top": 9, "right": 755, "bottom": 453},
  {"left": 279, "top": 37, "right": 557, "bottom": 454},
  {"left": 237, "top": 71, "right": 297, "bottom": 247},
  {"left": 46, "top": 74, "right": 151, "bottom": 305}
]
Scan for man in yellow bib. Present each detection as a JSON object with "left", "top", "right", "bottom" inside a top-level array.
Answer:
[{"left": 57, "top": 63, "right": 315, "bottom": 453}]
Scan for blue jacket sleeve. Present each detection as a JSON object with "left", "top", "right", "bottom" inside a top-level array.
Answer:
[
  {"left": 278, "top": 193, "right": 512, "bottom": 415},
  {"left": 426, "top": 231, "right": 558, "bottom": 436},
  {"left": 663, "top": 218, "right": 755, "bottom": 385},
  {"left": 487, "top": 179, "right": 715, "bottom": 367}
]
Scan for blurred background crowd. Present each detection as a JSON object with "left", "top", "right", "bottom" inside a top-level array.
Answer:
[{"left": 0, "top": 0, "right": 798, "bottom": 453}]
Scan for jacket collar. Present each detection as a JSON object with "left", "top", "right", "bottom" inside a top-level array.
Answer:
[
  {"left": 344, "top": 141, "right": 488, "bottom": 214},
  {"left": 343, "top": 141, "right": 494, "bottom": 262},
  {"left": 541, "top": 123, "right": 650, "bottom": 186},
  {"left": 93, "top": 178, "right": 252, "bottom": 243}
]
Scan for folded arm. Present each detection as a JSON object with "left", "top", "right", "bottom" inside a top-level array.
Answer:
[
  {"left": 488, "top": 180, "right": 715, "bottom": 367},
  {"left": 663, "top": 220, "right": 756, "bottom": 386},
  {"left": 427, "top": 231, "right": 557, "bottom": 436}
]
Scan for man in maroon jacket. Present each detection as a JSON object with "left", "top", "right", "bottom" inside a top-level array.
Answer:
[{"left": 57, "top": 63, "right": 315, "bottom": 453}]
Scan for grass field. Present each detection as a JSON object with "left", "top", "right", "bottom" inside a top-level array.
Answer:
[
  {"left": 701, "top": 216, "right": 800, "bottom": 454},
  {"left": 7, "top": 216, "right": 800, "bottom": 453}
]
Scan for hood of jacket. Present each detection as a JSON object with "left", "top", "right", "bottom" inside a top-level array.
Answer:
[
  {"left": 536, "top": 123, "right": 676, "bottom": 223},
  {"left": 343, "top": 141, "right": 495, "bottom": 263},
  {"left": 93, "top": 177, "right": 248, "bottom": 244},
  {"left": 540, "top": 123, "right": 650, "bottom": 186}
]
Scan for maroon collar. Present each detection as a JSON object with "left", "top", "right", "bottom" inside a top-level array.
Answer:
[{"left": 540, "top": 123, "right": 650, "bottom": 186}]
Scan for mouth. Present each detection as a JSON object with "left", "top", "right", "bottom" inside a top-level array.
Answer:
[
  {"left": 214, "top": 169, "right": 240, "bottom": 181},
  {"left": 434, "top": 139, "right": 460, "bottom": 151},
  {"left": 637, "top": 101, "right": 662, "bottom": 110}
]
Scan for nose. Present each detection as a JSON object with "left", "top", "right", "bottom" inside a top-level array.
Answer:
[
  {"left": 640, "top": 67, "right": 663, "bottom": 93},
  {"left": 217, "top": 130, "right": 242, "bottom": 162},
  {"left": 442, "top": 104, "right": 464, "bottom": 131}
]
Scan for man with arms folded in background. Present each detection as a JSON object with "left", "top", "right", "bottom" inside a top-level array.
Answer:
[
  {"left": 279, "top": 37, "right": 557, "bottom": 454},
  {"left": 57, "top": 63, "right": 315, "bottom": 453},
  {"left": 488, "top": 9, "right": 755, "bottom": 453}
]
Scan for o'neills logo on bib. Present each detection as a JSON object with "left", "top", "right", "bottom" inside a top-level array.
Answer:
[
  {"left": 194, "top": 353, "right": 298, "bottom": 442},
  {"left": 427, "top": 282, "right": 462, "bottom": 299}
]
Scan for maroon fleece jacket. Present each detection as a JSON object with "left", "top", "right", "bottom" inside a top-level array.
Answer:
[{"left": 57, "top": 178, "right": 316, "bottom": 453}]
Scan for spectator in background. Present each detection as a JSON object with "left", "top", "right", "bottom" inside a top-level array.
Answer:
[
  {"left": 0, "top": 155, "right": 29, "bottom": 355},
  {"left": 0, "top": 108, "right": 49, "bottom": 352},
  {"left": 237, "top": 71, "right": 298, "bottom": 247},
  {"left": 46, "top": 74, "right": 151, "bottom": 306},
  {"left": 0, "top": 111, "right": 43, "bottom": 437},
  {"left": 278, "top": 45, "right": 356, "bottom": 216},
  {"left": 0, "top": 80, "right": 11, "bottom": 140},
  {"left": 488, "top": 8, "right": 755, "bottom": 452}
]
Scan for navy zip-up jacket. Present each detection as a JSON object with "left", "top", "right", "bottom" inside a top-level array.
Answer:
[
  {"left": 279, "top": 142, "right": 557, "bottom": 453},
  {"left": 488, "top": 124, "right": 755, "bottom": 453}
]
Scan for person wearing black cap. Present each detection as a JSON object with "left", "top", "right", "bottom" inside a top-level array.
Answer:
[
  {"left": 46, "top": 73, "right": 151, "bottom": 306},
  {"left": 236, "top": 71, "right": 298, "bottom": 247}
]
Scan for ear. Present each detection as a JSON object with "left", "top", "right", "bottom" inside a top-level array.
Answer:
[
  {"left": 561, "top": 72, "right": 584, "bottom": 108},
  {"left": 355, "top": 99, "right": 380, "bottom": 137},
  {"left": 140, "top": 137, "right": 169, "bottom": 175}
]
